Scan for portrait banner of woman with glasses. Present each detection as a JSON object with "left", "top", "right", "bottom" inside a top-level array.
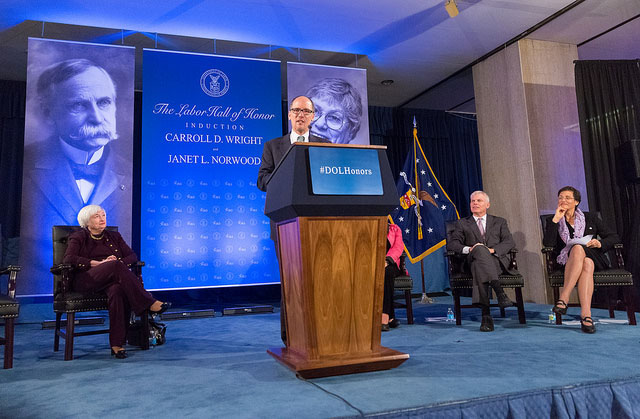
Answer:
[{"left": 287, "top": 62, "right": 370, "bottom": 145}]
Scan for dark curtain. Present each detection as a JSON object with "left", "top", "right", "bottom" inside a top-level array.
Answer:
[
  {"left": 0, "top": 80, "right": 26, "bottom": 241},
  {"left": 369, "top": 106, "right": 482, "bottom": 217},
  {"left": 575, "top": 60, "right": 640, "bottom": 310}
]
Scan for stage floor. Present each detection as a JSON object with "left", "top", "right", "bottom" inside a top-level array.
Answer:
[{"left": 1, "top": 297, "right": 639, "bottom": 418}]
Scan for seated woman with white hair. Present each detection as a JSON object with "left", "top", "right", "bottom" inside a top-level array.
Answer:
[{"left": 63, "top": 204, "right": 170, "bottom": 359}]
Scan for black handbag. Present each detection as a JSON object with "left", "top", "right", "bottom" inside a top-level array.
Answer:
[{"left": 127, "top": 317, "right": 166, "bottom": 347}]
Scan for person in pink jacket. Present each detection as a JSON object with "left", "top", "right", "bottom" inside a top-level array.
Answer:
[{"left": 382, "top": 223, "right": 405, "bottom": 331}]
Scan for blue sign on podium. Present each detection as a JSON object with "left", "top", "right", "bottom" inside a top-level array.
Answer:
[{"left": 308, "top": 147, "right": 383, "bottom": 196}]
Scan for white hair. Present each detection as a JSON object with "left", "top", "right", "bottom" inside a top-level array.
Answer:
[
  {"left": 470, "top": 190, "right": 490, "bottom": 202},
  {"left": 77, "top": 205, "right": 105, "bottom": 228}
]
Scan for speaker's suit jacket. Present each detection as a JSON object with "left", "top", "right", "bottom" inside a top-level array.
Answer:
[
  {"left": 447, "top": 214, "right": 516, "bottom": 274},
  {"left": 19, "top": 138, "right": 131, "bottom": 295},
  {"left": 257, "top": 133, "right": 330, "bottom": 192},
  {"left": 257, "top": 133, "right": 330, "bottom": 240}
]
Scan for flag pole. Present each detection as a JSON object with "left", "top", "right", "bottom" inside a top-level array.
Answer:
[{"left": 413, "top": 116, "right": 433, "bottom": 304}]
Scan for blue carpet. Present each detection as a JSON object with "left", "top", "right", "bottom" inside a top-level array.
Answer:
[{"left": 1, "top": 297, "right": 639, "bottom": 418}]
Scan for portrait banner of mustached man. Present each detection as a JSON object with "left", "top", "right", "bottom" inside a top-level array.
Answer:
[
  {"left": 287, "top": 62, "right": 369, "bottom": 145},
  {"left": 19, "top": 38, "right": 134, "bottom": 296}
]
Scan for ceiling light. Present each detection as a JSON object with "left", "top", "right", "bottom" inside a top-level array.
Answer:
[{"left": 445, "top": 0, "right": 459, "bottom": 18}]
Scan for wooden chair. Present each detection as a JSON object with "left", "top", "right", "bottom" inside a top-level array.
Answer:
[
  {"left": 445, "top": 221, "right": 526, "bottom": 325},
  {"left": 51, "top": 226, "right": 149, "bottom": 361},
  {"left": 0, "top": 265, "right": 20, "bottom": 369},
  {"left": 540, "top": 213, "right": 636, "bottom": 325},
  {"left": 392, "top": 254, "right": 414, "bottom": 324}
]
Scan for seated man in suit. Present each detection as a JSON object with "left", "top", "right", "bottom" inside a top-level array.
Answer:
[
  {"left": 447, "top": 190, "right": 516, "bottom": 331},
  {"left": 256, "top": 95, "right": 330, "bottom": 344}
]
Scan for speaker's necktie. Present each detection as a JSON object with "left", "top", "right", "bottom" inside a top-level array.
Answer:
[{"left": 297, "top": 136, "right": 305, "bottom": 142}]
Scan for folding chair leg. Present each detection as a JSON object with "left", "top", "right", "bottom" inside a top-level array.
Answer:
[
  {"left": 623, "top": 286, "right": 637, "bottom": 326},
  {"left": 64, "top": 313, "right": 75, "bottom": 361},
  {"left": 404, "top": 290, "right": 414, "bottom": 325},
  {"left": 515, "top": 288, "right": 526, "bottom": 324},
  {"left": 54, "top": 312, "right": 62, "bottom": 352},
  {"left": 4, "top": 318, "right": 14, "bottom": 369},
  {"left": 499, "top": 306, "right": 506, "bottom": 318},
  {"left": 454, "top": 291, "right": 462, "bottom": 325}
]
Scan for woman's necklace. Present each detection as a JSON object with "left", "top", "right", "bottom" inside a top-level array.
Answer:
[{"left": 90, "top": 231, "right": 104, "bottom": 240}]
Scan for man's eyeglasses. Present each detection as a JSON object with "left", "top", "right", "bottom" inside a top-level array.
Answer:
[
  {"left": 290, "top": 108, "right": 314, "bottom": 115},
  {"left": 313, "top": 110, "right": 345, "bottom": 130}
]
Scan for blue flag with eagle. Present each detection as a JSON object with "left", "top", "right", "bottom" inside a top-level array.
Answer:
[{"left": 390, "top": 121, "right": 459, "bottom": 263}]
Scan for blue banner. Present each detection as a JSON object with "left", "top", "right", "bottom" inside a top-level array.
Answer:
[{"left": 141, "top": 50, "right": 282, "bottom": 290}]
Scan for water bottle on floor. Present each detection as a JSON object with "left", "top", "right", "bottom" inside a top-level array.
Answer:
[
  {"left": 447, "top": 307, "right": 455, "bottom": 322},
  {"left": 548, "top": 309, "right": 556, "bottom": 324}
]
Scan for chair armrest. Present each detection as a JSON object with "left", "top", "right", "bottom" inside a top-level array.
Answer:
[
  {"left": 540, "top": 247, "right": 557, "bottom": 274},
  {"left": 507, "top": 248, "right": 519, "bottom": 270},
  {"left": 0, "top": 265, "right": 20, "bottom": 298},
  {"left": 129, "top": 261, "right": 145, "bottom": 276},
  {"left": 612, "top": 244, "right": 626, "bottom": 269},
  {"left": 50, "top": 263, "right": 74, "bottom": 275},
  {"left": 0, "top": 265, "right": 21, "bottom": 275},
  {"left": 444, "top": 250, "right": 465, "bottom": 276},
  {"left": 50, "top": 263, "right": 75, "bottom": 295}
]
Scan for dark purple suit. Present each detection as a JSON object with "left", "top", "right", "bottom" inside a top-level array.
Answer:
[{"left": 63, "top": 229, "right": 154, "bottom": 347}]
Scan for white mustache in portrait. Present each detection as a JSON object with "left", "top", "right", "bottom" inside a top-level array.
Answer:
[{"left": 69, "top": 124, "right": 118, "bottom": 141}]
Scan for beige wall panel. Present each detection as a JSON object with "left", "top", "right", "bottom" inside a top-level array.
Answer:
[
  {"left": 473, "top": 42, "right": 546, "bottom": 304},
  {"left": 520, "top": 39, "right": 587, "bottom": 215}
]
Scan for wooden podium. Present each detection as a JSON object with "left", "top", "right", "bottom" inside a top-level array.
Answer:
[{"left": 264, "top": 143, "right": 409, "bottom": 378}]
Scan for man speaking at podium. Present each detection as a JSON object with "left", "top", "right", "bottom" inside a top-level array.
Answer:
[{"left": 257, "top": 95, "right": 329, "bottom": 344}]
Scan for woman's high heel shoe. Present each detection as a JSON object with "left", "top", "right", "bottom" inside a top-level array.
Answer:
[
  {"left": 552, "top": 300, "right": 568, "bottom": 315},
  {"left": 111, "top": 348, "right": 127, "bottom": 359},
  {"left": 581, "top": 317, "right": 596, "bottom": 334}
]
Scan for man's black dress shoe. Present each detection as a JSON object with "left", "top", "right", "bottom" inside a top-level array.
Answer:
[
  {"left": 111, "top": 348, "right": 127, "bottom": 359},
  {"left": 497, "top": 293, "right": 514, "bottom": 309},
  {"left": 389, "top": 318, "right": 400, "bottom": 329},
  {"left": 381, "top": 324, "right": 390, "bottom": 332},
  {"left": 480, "top": 315, "right": 494, "bottom": 332},
  {"left": 151, "top": 301, "right": 172, "bottom": 315},
  {"left": 581, "top": 316, "right": 596, "bottom": 334}
]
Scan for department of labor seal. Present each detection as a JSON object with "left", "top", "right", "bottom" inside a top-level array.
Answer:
[{"left": 200, "top": 69, "right": 230, "bottom": 98}]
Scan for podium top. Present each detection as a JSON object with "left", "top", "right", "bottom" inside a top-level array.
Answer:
[{"left": 264, "top": 142, "right": 398, "bottom": 222}]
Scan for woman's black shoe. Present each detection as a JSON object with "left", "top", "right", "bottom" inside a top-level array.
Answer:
[
  {"left": 581, "top": 316, "right": 596, "bottom": 334},
  {"left": 389, "top": 318, "right": 400, "bottom": 329},
  {"left": 381, "top": 324, "right": 390, "bottom": 332},
  {"left": 552, "top": 300, "right": 568, "bottom": 315},
  {"left": 151, "top": 301, "right": 172, "bottom": 315},
  {"left": 111, "top": 348, "right": 127, "bottom": 359}
]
